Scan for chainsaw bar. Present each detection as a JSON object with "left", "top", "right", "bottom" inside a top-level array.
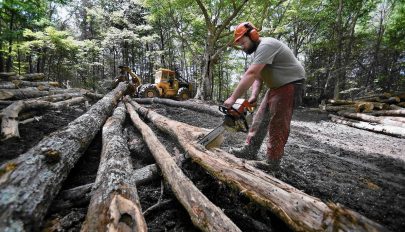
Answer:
[{"left": 198, "top": 125, "right": 225, "bottom": 147}]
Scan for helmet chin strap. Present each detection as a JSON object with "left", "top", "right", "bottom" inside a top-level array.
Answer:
[{"left": 245, "top": 40, "right": 260, "bottom": 55}]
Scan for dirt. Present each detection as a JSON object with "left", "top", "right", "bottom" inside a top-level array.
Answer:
[{"left": 0, "top": 101, "right": 404, "bottom": 232}]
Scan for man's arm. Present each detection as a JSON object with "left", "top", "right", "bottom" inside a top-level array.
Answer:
[{"left": 224, "top": 63, "right": 265, "bottom": 108}]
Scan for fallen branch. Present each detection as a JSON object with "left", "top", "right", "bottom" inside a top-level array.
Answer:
[
  {"left": 0, "top": 82, "right": 128, "bottom": 231},
  {"left": 329, "top": 114, "right": 405, "bottom": 138},
  {"left": 129, "top": 99, "right": 388, "bottom": 232},
  {"left": 82, "top": 102, "right": 147, "bottom": 231},
  {"left": 126, "top": 100, "right": 241, "bottom": 232}
]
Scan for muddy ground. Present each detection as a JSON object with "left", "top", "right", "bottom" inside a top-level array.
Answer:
[{"left": 0, "top": 100, "right": 404, "bottom": 232}]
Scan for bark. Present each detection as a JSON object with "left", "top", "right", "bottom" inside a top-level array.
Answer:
[
  {"left": 20, "top": 73, "right": 45, "bottom": 81},
  {"left": 355, "top": 102, "right": 374, "bottom": 113},
  {"left": 53, "top": 150, "right": 189, "bottom": 211},
  {"left": 134, "top": 97, "right": 223, "bottom": 117},
  {"left": 337, "top": 111, "right": 405, "bottom": 128},
  {"left": 320, "top": 104, "right": 354, "bottom": 112},
  {"left": 327, "top": 99, "right": 356, "bottom": 105},
  {"left": 0, "top": 82, "right": 128, "bottom": 231},
  {"left": 389, "top": 104, "right": 403, "bottom": 110},
  {"left": 0, "top": 72, "right": 16, "bottom": 80},
  {"left": 82, "top": 103, "right": 147, "bottom": 232},
  {"left": 0, "top": 88, "right": 53, "bottom": 100},
  {"left": 1, "top": 97, "right": 86, "bottom": 140},
  {"left": 379, "top": 96, "right": 400, "bottom": 104},
  {"left": 329, "top": 114, "right": 405, "bottom": 138},
  {"left": 125, "top": 100, "right": 241, "bottom": 232},
  {"left": 128, "top": 99, "right": 388, "bottom": 232},
  {"left": 369, "top": 109, "right": 405, "bottom": 117}
]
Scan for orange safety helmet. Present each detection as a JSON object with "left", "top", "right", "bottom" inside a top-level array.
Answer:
[{"left": 234, "top": 22, "right": 260, "bottom": 44}]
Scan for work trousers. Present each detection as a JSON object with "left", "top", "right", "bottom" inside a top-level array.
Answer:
[{"left": 246, "top": 83, "right": 299, "bottom": 160}]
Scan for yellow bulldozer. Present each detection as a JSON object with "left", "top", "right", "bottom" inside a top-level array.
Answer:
[{"left": 138, "top": 68, "right": 192, "bottom": 100}]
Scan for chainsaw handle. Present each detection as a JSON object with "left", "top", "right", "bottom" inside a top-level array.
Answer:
[{"left": 219, "top": 105, "right": 240, "bottom": 116}]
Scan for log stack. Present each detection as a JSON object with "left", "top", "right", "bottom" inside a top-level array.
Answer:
[
  {"left": 320, "top": 92, "right": 405, "bottom": 138},
  {"left": 0, "top": 73, "right": 105, "bottom": 140}
]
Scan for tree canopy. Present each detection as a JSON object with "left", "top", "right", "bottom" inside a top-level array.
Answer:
[{"left": 0, "top": 0, "right": 404, "bottom": 100}]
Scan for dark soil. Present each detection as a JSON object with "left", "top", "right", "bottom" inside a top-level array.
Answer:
[{"left": 0, "top": 101, "right": 404, "bottom": 232}]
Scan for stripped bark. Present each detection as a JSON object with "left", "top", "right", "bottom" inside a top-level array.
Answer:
[
  {"left": 129, "top": 99, "right": 388, "bottom": 232},
  {"left": 329, "top": 114, "right": 405, "bottom": 138},
  {"left": 125, "top": 100, "right": 241, "bottom": 232},
  {"left": 1, "top": 97, "right": 86, "bottom": 140},
  {"left": 134, "top": 97, "right": 223, "bottom": 117},
  {"left": 82, "top": 103, "right": 147, "bottom": 232},
  {"left": 0, "top": 82, "right": 128, "bottom": 231},
  {"left": 337, "top": 111, "right": 405, "bottom": 128}
]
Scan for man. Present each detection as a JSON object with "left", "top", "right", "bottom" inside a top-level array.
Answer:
[{"left": 224, "top": 22, "right": 305, "bottom": 173}]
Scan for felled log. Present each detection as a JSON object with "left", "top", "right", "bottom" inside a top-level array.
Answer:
[
  {"left": 134, "top": 97, "right": 223, "bottom": 117},
  {"left": 82, "top": 103, "right": 147, "bottom": 231},
  {"left": 0, "top": 82, "right": 128, "bottom": 231},
  {"left": 0, "top": 81, "right": 60, "bottom": 89},
  {"left": 379, "top": 96, "right": 401, "bottom": 104},
  {"left": 384, "top": 116, "right": 405, "bottom": 123},
  {"left": 398, "top": 102, "right": 405, "bottom": 108},
  {"left": 0, "top": 72, "right": 16, "bottom": 80},
  {"left": 337, "top": 111, "right": 405, "bottom": 128},
  {"left": 20, "top": 73, "right": 45, "bottom": 81},
  {"left": 1, "top": 97, "right": 86, "bottom": 140},
  {"left": 355, "top": 93, "right": 391, "bottom": 101},
  {"left": 329, "top": 114, "right": 405, "bottom": 138},
  {"left": 128, "top": 99, "right": 388, "bottom": 232},
  {"left": 125, "top": 100, "right": 241, "bottom": 232},
  {"left": 369, "top": 109, "right": 405, "bottom": 117},
  {"left": 320, "top": 104, "right": 354, "bottom": 112},
  {"left": 0, "top": 87, "right": 52, "bottom": 100},
  {"left": 327, "top": 99, "right": 355, "bottom": 105},
  {"left": 355, "top": 102, "right": 374, "bottom": 113}
]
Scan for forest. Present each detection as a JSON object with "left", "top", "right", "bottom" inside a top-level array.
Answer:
[
  {"left": 1, "top": 0, "right": 404, "bottom": 101},
  {"left": 1, "top": 0, "right": 405, "bottom": 232}
]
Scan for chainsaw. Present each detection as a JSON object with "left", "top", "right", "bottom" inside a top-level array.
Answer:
[{"left": 198, "top": 99, "right": 255, "bottom": 148}]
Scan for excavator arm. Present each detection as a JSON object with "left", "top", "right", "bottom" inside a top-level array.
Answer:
[{"left": 118, "top": 66, "right": 142, "bottom": 86}]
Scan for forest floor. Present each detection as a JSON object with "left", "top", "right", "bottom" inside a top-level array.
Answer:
[{"left": 0, "top": 99, "right": 404, "bottom": 232}]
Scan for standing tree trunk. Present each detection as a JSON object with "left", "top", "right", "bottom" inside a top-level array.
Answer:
[{"left": 0, "top": 83, "right": 128, "bottom": 231}]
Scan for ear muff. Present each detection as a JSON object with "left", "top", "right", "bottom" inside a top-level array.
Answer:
[{"left": 244, "top": 23, "right": 260, "bottom": 42}]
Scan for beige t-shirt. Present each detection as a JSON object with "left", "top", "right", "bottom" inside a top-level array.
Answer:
[{"left": 252, "top": 37, "right": 305, "bottom": 89}]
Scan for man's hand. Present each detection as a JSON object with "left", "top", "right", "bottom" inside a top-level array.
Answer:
[
  {"left": 248, "top": 96, "right": 257, "bottom": 106},
  {"left": 224, "top": 97, "right": 237, "bottom": 109}
]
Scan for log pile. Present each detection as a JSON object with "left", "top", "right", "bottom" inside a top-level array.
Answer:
[
  {"left": 320, "top": 92, "right": 405, "bottom": 138},
  {"left": 0, "top": 72, "right": 104, "bottom": 140},
  {"left": 0, "top": 84, "right": 390, "bottom": 231}
]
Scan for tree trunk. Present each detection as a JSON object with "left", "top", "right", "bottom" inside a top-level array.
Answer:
[
  {"left": 82, "top": 103, "right": 147, "bottom": 232},
  {"left": 337, "top": 111, "right": 405, "bottom": 128},
  {"left": 0, "top": 82, "right": 128, "bottom": 231},
  {"left": 1, "top": 97, "right": 86, "bottom": 140},
  {"left": 20, "top": 73, "right": 45, "bottom": 81},
  {"left": 128, "top": 99, "right": 388, "bottom": 232},
  {"left": 329, "top": 114, "right": 405, "bottom": 138},
  {"left": 125, "top": 100, "right": 242, "bottom": 232},
  {"left": 133, "top": 97, "right": 223, "bottom": 117},
  {"left": 369, "top": 109, "right": 405, "bottom": 117}
]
